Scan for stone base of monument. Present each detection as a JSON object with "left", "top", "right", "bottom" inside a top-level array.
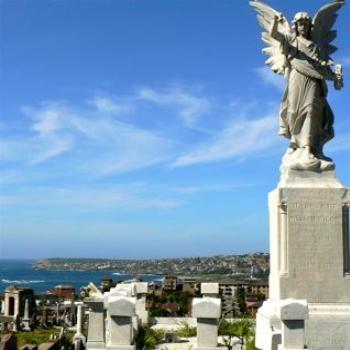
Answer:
[
  {"left": 256, "top": 170, "right": 350, "bottom": 350},
  {"left": 306, "top": 303, "right": 350, "bottom": 349},
  {"left": 106, "top": 346, "right": 135, "bottom": 350},
  {"left": 255, "top": 299, "right": 308, "bottom": 350},
  {"left": 256, "top": 301, "right": 350, "bottom": 350}
]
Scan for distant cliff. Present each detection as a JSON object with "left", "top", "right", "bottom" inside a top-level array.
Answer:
[{"left": 33, "top": 253, "right": 269, "bottom": 277}]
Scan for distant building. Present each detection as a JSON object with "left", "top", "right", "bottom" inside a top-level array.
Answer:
[
  {"left": 163, "top": 276, "right": 177, "bottom": 291},
  {"left": 181, "top": 278, "right": 199, "bottom": 295},
  {"left": 250, "top": 280, "right": 269, "bottom": 298},
  {"left": 245, "top": 295, "right": 263, "bottom": 317},
  {"left": 52, "top": 285, "right": 75, "bottom": 299},
  {"left": 219, "top": 280, "right": 238, "bottom": 317}
]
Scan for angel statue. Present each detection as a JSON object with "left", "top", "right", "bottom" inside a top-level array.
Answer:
[{"left": 250, "top": 0, "right": 345, "bottom": 171}]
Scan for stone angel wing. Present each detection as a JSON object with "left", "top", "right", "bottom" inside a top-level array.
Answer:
[
  {"left": 250, "top": 0, "right": 292, "bottom": 76},
  {"left": 311, "top": 1, "right": 345, "bottom": 61}
]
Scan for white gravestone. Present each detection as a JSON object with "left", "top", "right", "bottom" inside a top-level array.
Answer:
[
  {"left": 85, "top": 298, "right": 106, "bottom": 350},
  {"left": 192, "top": 297, "right": 221, "bottom": 350},
  {"left": 106, "top": 296, "right": 136, "bottom": 350}
]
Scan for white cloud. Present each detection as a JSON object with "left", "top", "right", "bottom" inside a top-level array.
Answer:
[
  {"left": 256, "top": 66, "right": 286, "bottom": 91},
  {"left": 19, "top": 101, "right": 173, "bottom": 173},
  {"left": 137, "top": 87, "right": 211, "bottom": 128},
  {"left": 171, "top": 115, "right": 279, "bottom": 167},
  {"left": 30, "top": 136, "right": 74, "bottom": 165},
  {"left": 91, "top": 96, "right": 133, "bottom": 114},
  {"left": 2, "top": 87, "right": 286, "bottom": 176}
]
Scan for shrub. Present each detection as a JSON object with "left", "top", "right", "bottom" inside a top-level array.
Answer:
[{"left": 176, "top": 322, "right": 197, "bottom": 338}]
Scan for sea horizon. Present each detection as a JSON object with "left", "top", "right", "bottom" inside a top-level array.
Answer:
[{"left": 0, "top": 260, "right": 162, "bottom": 294}]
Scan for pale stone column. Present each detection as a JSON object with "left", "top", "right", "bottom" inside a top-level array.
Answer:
[
  {"left": 192, "top": 297, "right": 221, "bottom": 350},
  {"left": 76, "top": 303, "right": 84, "bottom": 335},
  {"left": 106, "top": 296, "right": 136, "bottom": 350},
  {"left": 73, "top": 302, "right": 87, "bottom": 348},
  {"left": 85, "top": 298, "right": 106, "bottom": 350},
  {"left": 132, "top": 282, "right": 149, "bottom": 326},
  {"left": 22, "top": 298, "right": 31, "bottom": 331},
  {"left": 4, "top": 294, "right": 9, "bottom": 316}
]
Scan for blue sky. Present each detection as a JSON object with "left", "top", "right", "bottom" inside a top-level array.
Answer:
[{"left": 0, "top": 0, "right": 349, "bottom": 259}]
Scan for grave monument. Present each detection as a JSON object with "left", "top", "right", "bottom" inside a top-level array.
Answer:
[{"left": 250, "top": 1, "right": 349, "bottom": 349}]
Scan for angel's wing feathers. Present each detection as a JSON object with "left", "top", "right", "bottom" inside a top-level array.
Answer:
[
  {"left": 250, "top": 0, "right": 291, "bottom": 75},
  {"left": 312, "top": 1, "right": 345, "bottom": 60},
  {"left": 250, "top": 1, "right": 291, "bottom": 34}
]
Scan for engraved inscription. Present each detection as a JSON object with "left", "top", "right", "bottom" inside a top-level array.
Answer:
[{"left": 286, "top": 190, "right": 344, "bottom": 277}]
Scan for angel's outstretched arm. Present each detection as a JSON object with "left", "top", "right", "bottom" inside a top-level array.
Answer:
[{"left": 269, "top": 15, "right": 285, "bottom": 42}]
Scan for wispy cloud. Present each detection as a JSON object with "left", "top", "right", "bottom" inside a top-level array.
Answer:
[
  {"left": 256, "top": 66, "right": 286, "bottom": 91},
  {"left": 18, "top": 101, "right": 173, "bottom": 174},
  {"left": 171, "top": 115, "right": 279, "bottom": 167},
  {"left": 1, "top": 85, "right": 287, "bottom": 178},
  {"left": 137, "top": 87, "right": 211, "bottom": 128},
  {"left": 91, "top": 96, "right": 133, "bottom": 115},
  {"left": 0, "top": 184, "right": 184, "bottom": 210}
]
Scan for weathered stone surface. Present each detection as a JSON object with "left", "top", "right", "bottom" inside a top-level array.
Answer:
[
  {"left": 269, "top": 187, "right": 350, "bottom": 303},
  {"left": 0, "top": 334, "right": 17, "bottom": 350},
  {"left": 200, "top": 283, "right": 219, "bottom": 296},
  {"left": 192, "top": 298, "right": 221, "bottom": 319},
  {"left": 192, "top": 297, "right": 221, "bottom": 350},
  {"left": 131, "top": 283, "right": 148, "bottom": 296},
  {"left": 278, "top": 300, "right": 308, "bottom": 320},
  {"left": 85, "top": 298, "right": 105, "bottom": 350},
  {"left": 257, "top": 181, "right": 350, "bottom": 350},
  {"left": 197, "top": 318, "right": 218, "bottom": 348},
  {"left": 306, "top": 304, "right": 350, "bottom": 350},
  {"left": 108, "top": 296, "right": 135, "bottom": 317}
]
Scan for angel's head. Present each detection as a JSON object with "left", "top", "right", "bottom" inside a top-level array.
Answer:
[{"left": 292, "top": 12, "right": 312, "bottom": 38}]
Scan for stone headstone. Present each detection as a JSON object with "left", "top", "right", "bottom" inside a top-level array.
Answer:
[
  {"left": 85, "top": 297, "right": 105, "bottom": 350},
  {"left": 192, "top": 297, "right": 221, "bottom": 350},
  {"left": 106, "top": 296, "right": 136, "bottom": 350},
  {"left": 0, "top": 334, "right": 17, "bottom": 350}
]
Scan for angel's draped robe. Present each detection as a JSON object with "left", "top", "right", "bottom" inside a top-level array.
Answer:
[{"left": 279, "top": 35, "right": 334, "bottom": 151}]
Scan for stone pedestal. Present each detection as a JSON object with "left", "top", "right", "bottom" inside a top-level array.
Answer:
[
  {"left": 256, "top": 171, "right": 350, "bottom": 350},
  {"left": 85, "top": 298, "right": 105, "bottom": 350},
  {"left": 192, "top": 297, "right": 221, "bottom": 350}
]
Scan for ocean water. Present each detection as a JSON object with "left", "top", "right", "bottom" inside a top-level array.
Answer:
[{"left": 0, "top": 260, "right": 162, "bottom": 294}]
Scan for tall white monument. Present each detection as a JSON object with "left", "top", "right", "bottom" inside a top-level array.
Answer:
[{"left": 251, "top": 1, "right": 349, "bottom": 349}]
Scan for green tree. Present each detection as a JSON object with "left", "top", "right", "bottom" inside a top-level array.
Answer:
[
  {"left": 235, "top": 287, "right": 247, "bottom": 315},
  {"left": 136, "top": 326, "right": 165, "bottom": 350},
  {"left": 219, "top": 318, "right": 254, "bottom": 350}
]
